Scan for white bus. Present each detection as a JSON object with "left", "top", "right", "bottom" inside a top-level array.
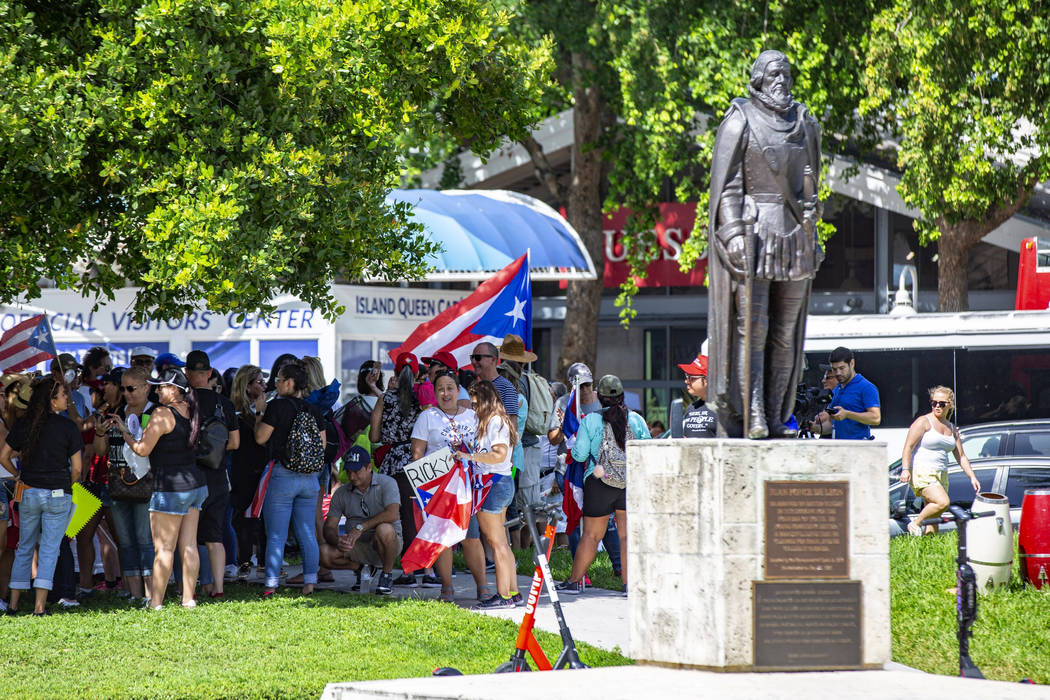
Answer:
[{"left": 802, "top": 310, "right": 1050, "bottom": 461}]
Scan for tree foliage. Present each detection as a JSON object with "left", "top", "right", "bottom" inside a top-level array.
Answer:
[
  {"left": 0, "top": 0, "right": 549, "bottom": 320},
  {"left": 862, "top": 0, "right": 1050, "bottom": 311}
]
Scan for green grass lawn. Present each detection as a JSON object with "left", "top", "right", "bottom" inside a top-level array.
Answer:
[
  {"left": 889, "top": 533, "right": 1050, "bottom": 683},
  {"left": 0, "top": 585, "right": 629, "bottom": 699}
]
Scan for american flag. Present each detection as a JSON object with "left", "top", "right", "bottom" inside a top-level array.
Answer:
[{"left": 0, "top": 314, "right": 57, "bottom": 373}]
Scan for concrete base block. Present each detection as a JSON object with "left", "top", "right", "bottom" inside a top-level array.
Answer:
[{"left": 627, "top": 439, "right": 890, "bottom": 670}]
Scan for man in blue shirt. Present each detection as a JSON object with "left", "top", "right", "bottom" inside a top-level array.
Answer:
[{"left": 815, "top": 346, "right": 880, "bottom": 439}]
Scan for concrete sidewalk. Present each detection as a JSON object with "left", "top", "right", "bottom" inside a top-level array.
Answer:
[{"left": 272, "top": 563, "right": 627, "bottom": 653}]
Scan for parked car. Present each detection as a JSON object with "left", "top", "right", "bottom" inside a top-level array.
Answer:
[{"left": 888, "top": 456, "right": 1050, "bottom": 536}]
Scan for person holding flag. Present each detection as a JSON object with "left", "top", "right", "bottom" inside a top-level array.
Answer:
[
  {"left": 547, "top": 362, "right": 623, "bottom": 580},
  {"left": 408, "top": 369, "right": 479, "bottom": 602},
  {"left": 464, "top": 380, "right": 520, "bottom": 609},
  {"left": 556, "top": 375, "right": 650, "bottom": 597}
]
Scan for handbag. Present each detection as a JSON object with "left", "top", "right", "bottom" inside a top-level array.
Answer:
[{"left": 108, "top": 460, "right": 153, "bottom": 503}]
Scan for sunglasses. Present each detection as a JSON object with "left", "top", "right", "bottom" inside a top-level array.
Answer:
[
  {"left": 930, "top": 400, "right": 949, "bottom": 408},
  {"left": 122, "top": 385, "right": 140, "bottom": 393},
  {"left": 470, "top": 354, "right": 495, "bottom": 362}
]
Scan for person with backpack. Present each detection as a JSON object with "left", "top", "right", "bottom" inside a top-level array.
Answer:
[
  {"left": 184, "top": 350, "right": 239, "bottom": 599},
  {"left": 254, "top": 360, "right": 326, "bottom": 597},
  {"left": 555, "top": 375, "right": 650, "bottom": 597}
]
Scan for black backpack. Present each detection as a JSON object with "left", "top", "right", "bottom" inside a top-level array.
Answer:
[
  {"left": 196, "top": 399, "right": 229, "bottom": 470},
  {"left": 284, "top": 400, "right": 325, "bottom": 474}
]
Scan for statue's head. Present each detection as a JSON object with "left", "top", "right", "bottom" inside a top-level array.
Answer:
[{"left": 749, "top": 50, "right": 793, "bottom": 111}]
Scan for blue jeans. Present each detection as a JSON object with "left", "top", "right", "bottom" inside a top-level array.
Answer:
[
  {"left": 10, "top": 488, "right": 72, "bottom": 591},
  {"left": 110, "top": 500, "right": 154, "bottom": 578},
  {"left": 262, "top": 464, "right": 319, "bottom": 588}
]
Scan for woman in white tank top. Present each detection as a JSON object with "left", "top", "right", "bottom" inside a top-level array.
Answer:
[{"left": 899, "top": 386, "right": 980, "bottom": 535}]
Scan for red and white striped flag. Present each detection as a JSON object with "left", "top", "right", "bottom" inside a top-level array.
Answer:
[
  {"left": 245, "top": 460, "right": 276, "bottom": 518},
  {"left": 399, "top": 457, "right": 473, "bottom": 572},
  {"left": 0, "top": 314, "right": 57, "bottom": 373}
]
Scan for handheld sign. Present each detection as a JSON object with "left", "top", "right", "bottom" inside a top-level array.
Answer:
[{"left": 403, "top": 447, "right": 458, "bottom": 518}]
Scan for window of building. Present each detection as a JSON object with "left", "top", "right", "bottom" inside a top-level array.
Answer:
[
  {"left": 258, "top": 340, "right": 318, "bottom": 375},
  {"left": 814, "top": 195, "right": 876, "bottom": 292},
  {"left": 191, "top": 341, "right": 250, "bottom": 373}
]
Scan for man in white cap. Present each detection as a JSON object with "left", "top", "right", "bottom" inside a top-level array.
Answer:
[{"left": 129, "top": 346, "right": 158, "bottom": 375}]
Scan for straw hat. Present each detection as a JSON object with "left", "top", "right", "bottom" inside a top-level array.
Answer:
[{"left": 497, "top": 334, "right": 537, "bottom": 363}]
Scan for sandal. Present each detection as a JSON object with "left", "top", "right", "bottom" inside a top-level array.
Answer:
[{"left": 439, "top": 586, "right": 455, "bottom": 603}]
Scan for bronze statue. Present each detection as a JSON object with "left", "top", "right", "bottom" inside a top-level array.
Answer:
[{"left": 706, "top": 51, "right": 823, "bottom": 439}]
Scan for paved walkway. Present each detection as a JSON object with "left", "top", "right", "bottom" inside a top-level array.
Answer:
[{"left": 270, "top": 563, "right": 627, "bottom": 653}]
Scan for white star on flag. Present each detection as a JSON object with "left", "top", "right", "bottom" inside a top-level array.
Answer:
[{"left": 504, "top": 297, "right": 527, "bottom": 326}]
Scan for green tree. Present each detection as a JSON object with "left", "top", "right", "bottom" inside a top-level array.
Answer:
[
  {"left": 0, "top": 0, "right": 549, "bottom": 320},
  {"left": 862, "top": 0, "right": 1050, "bottom": 311},
  {"left": 511, "top": 1, "right": 879, "bottom": 375}
]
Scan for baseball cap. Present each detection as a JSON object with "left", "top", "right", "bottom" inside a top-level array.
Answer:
[
  {"left": 394, "top": 352, "right": 420, "bottom": 376},
  {"left": 155, "top": 352, "right": 185, "bottom": 369},
  {"left": 101, "top": 367, "right": 126, "bottom": 384},
  {"left": 51, "top": 353, "right": 82, "bottom": 373},
  {"left": 566, "top": 362, "right": 593, "bottom": 386},
  {"left": 129, "top": 346, "right": 158, "bottom": 359},
  {"left": 185, "top": 350, "right": 211, "bottom": 372},
  {"left": 596, "top": 374, "right": 624, "bottom": 397},
  {"left": 147, "top": 367, "right": 190, "bottom": 392},
  {"left": 344, "top": 445, "right": 371, "bottom": 472},
  {"left": 422, "top": 351, "right": 458, "bottom": 371},
  {"left": 819, "top": 363, "right": 833, "bottom": 371},
  {"left": 677, "top": 354, "right": 708, "bottom": 377}
]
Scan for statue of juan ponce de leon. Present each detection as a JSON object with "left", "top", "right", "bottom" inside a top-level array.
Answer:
[{"left": 706, "top": 50, "right": 824, "bottom": 439}]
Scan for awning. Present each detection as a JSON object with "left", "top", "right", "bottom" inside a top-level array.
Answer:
[{"left": 386, "top": 189, "right": 597, "bottom": 281}]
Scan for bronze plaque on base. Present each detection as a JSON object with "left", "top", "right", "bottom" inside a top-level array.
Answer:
[
  {"left": 764, "top": 481, "right": 849, "bottom": 578},
  {"left": 753, "top": 580, "right": 862, "bottom": 669}
]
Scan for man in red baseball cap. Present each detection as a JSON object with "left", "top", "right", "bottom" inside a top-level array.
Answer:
[{"left": 678, "top": 354, "right": 717, "bottom": 438}]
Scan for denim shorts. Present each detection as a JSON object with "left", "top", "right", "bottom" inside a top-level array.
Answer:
[
  {"left": 478, "top": 474, "right": 514, "bottom": 514},
  {"left": 149, "top": 485, "right": 208, "bottom": 515}
]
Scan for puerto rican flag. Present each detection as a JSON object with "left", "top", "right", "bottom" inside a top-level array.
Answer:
[
  {"left": 400, "top": 457, "right": 474, "bottom": 572},
  {"left": 561, "top": 388, "right": 585, "bottom": 535},
  {"left": 389, "top": 254, "right": 532, "bottom": 368},
  {"left": 246, "top": 460, "right": 276, "bottom": 518},
  {"left": 0, "top": 314, "right": 57, "bottom": 373}
]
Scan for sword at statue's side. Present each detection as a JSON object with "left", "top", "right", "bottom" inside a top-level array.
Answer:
[{"left": 741, "top": 196, "right": 758, "bottom": 439}]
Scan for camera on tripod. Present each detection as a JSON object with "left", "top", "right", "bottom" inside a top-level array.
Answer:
[{"left": 793, "top": 382, "right": 832, "bottom": 438}]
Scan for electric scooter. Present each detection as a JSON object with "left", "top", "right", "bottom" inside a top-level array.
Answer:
[
  {"left": 918, "top": 504, "right": 994, "bottom": 679},
  {"left": 434, "top": 498, "right": 588, "bottom": 676}
]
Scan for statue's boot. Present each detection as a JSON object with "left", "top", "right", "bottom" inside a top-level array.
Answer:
[{"left": 747, "top": 380, "right": 768, "bottom": 439}]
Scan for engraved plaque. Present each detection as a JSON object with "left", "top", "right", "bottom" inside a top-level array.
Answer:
[
  {"left": 753, "top": 581, "right": 862, "bottom": 669},
  {"left": 764, "top": 481, "right": 848, "bottom": 579}
]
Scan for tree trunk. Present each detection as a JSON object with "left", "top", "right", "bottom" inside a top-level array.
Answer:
[
  {"left": 557, "top": 51, "right": 605, "bottom": 381},
  {"left": 936, "top": 230, "right": 974, "bottom": 312},
  {"left": 934, "top": 184, "right": 1033, "bottom": 312}
]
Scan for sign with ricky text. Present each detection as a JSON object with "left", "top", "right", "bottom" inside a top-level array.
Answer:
[{"left": 402, "top": 447, "right": 458, "bottom": 517}]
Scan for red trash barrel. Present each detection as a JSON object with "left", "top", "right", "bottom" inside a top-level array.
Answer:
[{"left": 1018, "top": 488, "right": 1050, "bottom": 590}]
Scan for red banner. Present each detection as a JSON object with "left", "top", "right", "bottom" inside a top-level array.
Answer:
[{"left": 601, "top": 203, "right": 708, "bottom": 288}]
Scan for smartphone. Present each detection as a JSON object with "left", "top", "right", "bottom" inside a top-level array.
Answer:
[{"left": 828, "top": 407, "right": 840, "bottom": 415}]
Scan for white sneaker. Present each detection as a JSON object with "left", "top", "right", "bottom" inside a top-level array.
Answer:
[
  {"left": 223, "top": 564, "right": 239, "bottom": 582},
  {"left": 907, "top": 518, "right": 923, "bottom": 537},
  {"left": 57, "top": 598, "right": 80, "bottom": 608}
]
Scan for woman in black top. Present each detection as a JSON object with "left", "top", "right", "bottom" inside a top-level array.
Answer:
[
  {"left": 254, "top": 361, "right": 325, "bottom": 597},
  {"left": 109, "top": 368, "right": 204, "bottom": 609},
  {"left": 0, "top": 376, "right": 82, "bottom": 615},
  {"left": 230, "top": 364, "right": 269, "bottom": 579}
]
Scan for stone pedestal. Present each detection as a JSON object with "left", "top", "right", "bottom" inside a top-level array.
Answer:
[{"left": 627, "top": 439, "right": 889, "bottom": 671}]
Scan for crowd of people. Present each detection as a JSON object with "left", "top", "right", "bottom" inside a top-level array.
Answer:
[{"left": 0, "top": 333, "right": 658, "bottom": 613}]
